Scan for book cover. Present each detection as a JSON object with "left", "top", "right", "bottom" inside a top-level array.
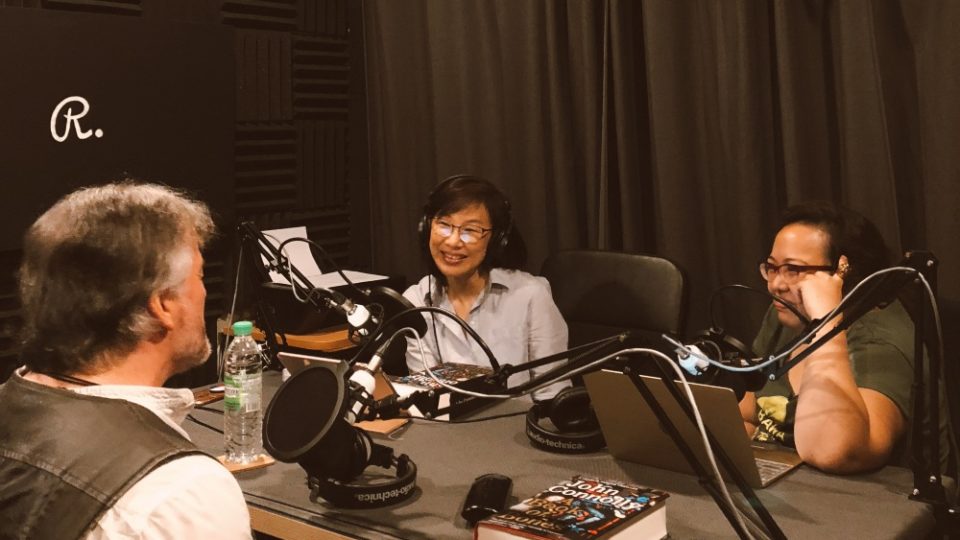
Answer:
[
  {"left": 475, "top": 476, "right": 669, "bottom": 540},
  {"left": 393, "top": 362, "right": 494, "bottom": 389},
  {"left": 387, "top": 363, "right": 496, "bottom": 420}
]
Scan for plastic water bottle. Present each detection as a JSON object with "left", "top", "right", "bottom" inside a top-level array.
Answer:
[{"left": 223, "top": 321, "right": 263, "bottom": 464}]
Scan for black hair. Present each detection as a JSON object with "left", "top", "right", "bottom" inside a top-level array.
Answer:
[
  {"left": 421, "top": 175, "right": 527, "bottom": 286},
  {"left": 775, "top": 201, "right": 892, "bottom": 294}
]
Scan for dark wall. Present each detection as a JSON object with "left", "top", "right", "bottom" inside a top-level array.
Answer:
[{"left": 0, "top": 0, "right": 366, "bottom": 385}]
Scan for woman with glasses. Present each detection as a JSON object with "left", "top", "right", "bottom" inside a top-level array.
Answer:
[
  {"left": 402, "top": 174, "right": 569, "bottom": 400},
  {"left": 739, "top": 202, "right": 949, "bottom": 474}
]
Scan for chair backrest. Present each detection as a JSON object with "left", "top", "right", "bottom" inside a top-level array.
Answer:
[{"left": 541, "top": 250, "right": 687, "bottom": 351}]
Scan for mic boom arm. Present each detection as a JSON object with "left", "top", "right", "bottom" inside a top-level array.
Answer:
[{"left": 238, "top": 221, "right": 379, "bottom": 336}]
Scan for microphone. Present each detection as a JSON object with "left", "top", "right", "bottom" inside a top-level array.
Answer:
[
  {"left": 262, "top": 363, "right": 417, "bottom": 507},
  {"left": 317, "top": 288, "right": 379, "bottom": 338},
  {"left": 669, "top": 330, "right": 766, "bottom": 400},
  {"left": 677, "top": 344, "right": 711, "bottom": 377},
  {"left": 344, "top": 346, "right": 387, "bottom": 424},
  {"left": 350, "top": 300, "right": 429, "bottom": 367}
]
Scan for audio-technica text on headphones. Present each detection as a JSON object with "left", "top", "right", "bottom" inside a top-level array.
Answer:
[
  {"left": 308, "top": 447, "right": 418, "bottom": 509},
  {"left": 525, "top": 386, "right": 606, "bottom": 454},
  {"left": 417, "top": 174, "right": 513, "bottom": 263}
]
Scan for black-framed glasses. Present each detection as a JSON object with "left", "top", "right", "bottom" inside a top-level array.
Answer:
[
  {"left": 432, "top": 219, "right": 493, "bottom": 244},
  {"left": 758, "top": 260, "right": 835, "bottom": 283}
]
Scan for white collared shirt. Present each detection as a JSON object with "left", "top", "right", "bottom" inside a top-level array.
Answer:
[
  {"left": 403, "top": 268, "right": 570, "bottom": 400},
  {"left": 63, "top": 381, "right": 253, "bottom": 539}
]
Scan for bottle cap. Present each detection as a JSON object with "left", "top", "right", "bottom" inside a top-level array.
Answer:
[{"left": 232, "top": 321, "right": 254, "bottom": 336}]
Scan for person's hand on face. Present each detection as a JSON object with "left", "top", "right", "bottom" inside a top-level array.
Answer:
[
  {"left": 795, "top": 265, "right": 844, "bottom": 322},
  {"left": 765, "top": 223, "right": 849, "bottom": 329}
]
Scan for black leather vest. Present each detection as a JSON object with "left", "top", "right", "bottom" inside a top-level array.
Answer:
[{"left": 0, "top": 373, "right": 208, "bottom": 540}]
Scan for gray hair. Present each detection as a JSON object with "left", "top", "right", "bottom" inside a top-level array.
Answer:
[{"left": 19, "top": 181, "right": 215, "bottom": 374}]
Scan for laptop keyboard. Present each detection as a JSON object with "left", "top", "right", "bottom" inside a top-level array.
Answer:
[{"left": 756, "top": 457, "right": 794, "bottom": 484}]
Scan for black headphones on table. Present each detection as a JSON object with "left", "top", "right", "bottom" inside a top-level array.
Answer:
[
  {"left": 417, "top": 174, "right": 513, "bottom": 263},
  {"left": 308, "top": 448, "right": 418, "bottom": 510},
  {"left": 525, "top": 386, "right": 606, "bottom": 454}
]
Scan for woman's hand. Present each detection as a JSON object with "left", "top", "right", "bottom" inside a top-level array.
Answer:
[{"left": 796, "top": 255, "right": 848, "bottom": 321}]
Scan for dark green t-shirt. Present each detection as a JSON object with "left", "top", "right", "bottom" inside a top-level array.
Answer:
[{"left": 751, "top": 300, "right": 951, "bottom": 471}]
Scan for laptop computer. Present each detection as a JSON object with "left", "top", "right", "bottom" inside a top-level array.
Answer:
[
  {"left": 583, "top": 369, "right": 802, "bottom": 488},
  {"left": 278, "top": 350, "right": 349, "bottom": 378}
]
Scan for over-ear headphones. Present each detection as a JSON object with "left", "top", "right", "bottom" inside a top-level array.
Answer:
[
  {"left": 417, "top": 174, "right": 513, "bottom": 263},
  {"left": 681, "top": 326, "right": 762, "bottom": 400},
  {"left": 525, "top": 386, "right": 606, "bottom": 454},
  {"left": 693, "top": 327, "right": 754, "bottom": 362},
  {"left": 263, "top": 364, "right": 418, "bottom": 509},
  {"left": 308, "top": 445, "right": 418, "bottom": 509}
]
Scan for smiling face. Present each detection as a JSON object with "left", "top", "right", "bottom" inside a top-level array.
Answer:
[
  {"left": 765, "top": 223, "right": 833, "bottom": 328},
  {"left": 428, "top": 202, "right": 493, "bottom": 283}
]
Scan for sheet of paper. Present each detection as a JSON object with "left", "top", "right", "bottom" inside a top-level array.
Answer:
[
  {"left": 260, "top": 228, "right": 388, "bottom": 288},
  {"left": 260, "top": 226, "right": 324, "bottom": 284},
  {"left": 306, "top": 269, "right": 388, "bottom": 288}
]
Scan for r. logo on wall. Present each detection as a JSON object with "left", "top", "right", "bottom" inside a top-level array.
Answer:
[{"left": 50, "top": 96, "right": 104, "bottom": 142}]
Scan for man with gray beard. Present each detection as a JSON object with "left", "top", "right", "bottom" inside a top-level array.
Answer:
[{"left": 0, "top": 182, "right": 251, "bottom": 539}]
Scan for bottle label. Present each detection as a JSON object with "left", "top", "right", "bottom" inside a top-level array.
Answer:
[{"left": 223, "top": 371, "right": 262, "bottom": 413}]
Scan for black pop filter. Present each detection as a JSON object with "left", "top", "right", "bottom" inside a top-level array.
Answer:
[
  {"left": 263, "top": 364, "right": 364, "bottom": 481},
  {"left": 263, "top": 363, "right": 420, "bottom": 508}
]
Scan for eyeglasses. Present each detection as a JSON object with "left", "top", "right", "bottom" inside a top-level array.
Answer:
[
  {"left": 432, "top": 219, "right": 493, "bottom": 244},
  {"left": 758, "top": 260, "right": 835, "bottom": 283}
]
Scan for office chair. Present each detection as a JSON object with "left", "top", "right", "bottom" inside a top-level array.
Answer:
[{"left": 540, "top": 249, "right": 687, "bottom": 354}]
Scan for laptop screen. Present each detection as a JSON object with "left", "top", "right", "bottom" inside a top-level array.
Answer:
[{"left": 584, "top": 369, "right": 801, "bottom": 488}]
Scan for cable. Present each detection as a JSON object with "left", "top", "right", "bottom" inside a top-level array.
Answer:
[
  {"left": 618, "top": 348, "right": 755, "bottom": 540},
  {"left": 427, "top": 275, "right": 447, "bottom": 367},
  {"left": 275, "top": 237, "right": 366, "bottom": 296},
  {"left": 672, "top": 266, "right": 935, "bottom": 374},
  {"left": 218, "top": 242, "right": 246, "bottom": 382},
  {"left": 709, "top": 284, "right": 808, "bottom": 328},
  {"left": 186, "top": 414, "right": 223, "bottom": 434},
  {"left": 366, "top": 305, "right": 500, "bottom": 371},
  {"left": 409, "top": 344, "right": 765, "bottom": 538},
  {"left": 196, "top": 405, "right": 225, "bottom": 415}
]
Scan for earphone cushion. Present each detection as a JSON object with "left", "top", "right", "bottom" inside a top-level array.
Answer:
[
  {"left": 697, "top": 327, "right": 754, "bottom": 360},
  {"left": 525, "top": 400, "right": 606, "bottom": 454},
  {"left": 310, "top": 454, "right": 418, "bottom": 509},
  {"left": 417, "top": 213, "right": 432, "bottom": 257},
  {"left": 547, "top": 386, "right": 599, "bottom": 432}
]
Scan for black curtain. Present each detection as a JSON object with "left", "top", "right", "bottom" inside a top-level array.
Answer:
[{"left": 361, "top": 0, "right": 960, "bottom": 348}]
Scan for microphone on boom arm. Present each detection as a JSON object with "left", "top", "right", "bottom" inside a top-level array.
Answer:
[
  {"left": 668, "top": 284, "right": 796, "bottom": 400},
  {"left": 239, "top": 221, "right": 382, "bottom": 341},
  {"left": 259, "top": 272, "right": 428, "bottom": 509}
]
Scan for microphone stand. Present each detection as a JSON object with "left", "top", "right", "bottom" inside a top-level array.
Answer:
[
  {"left": 620, "top": 356, "right": 785, "bottom": 540},
  {"left": 364, "top": 333, "right": 631, "bottom": 421},
  {"left": 366, "top": 326, "right": 787, "bottom": 538},
  {"left": 354, "top": 316, "right": 789, "bottom": 537},
  {"left": 764, "top": 251, "right": 957, "bottom": 532},
  {"left": 237, "top": 221, "right": 380, "bottom": 343}
]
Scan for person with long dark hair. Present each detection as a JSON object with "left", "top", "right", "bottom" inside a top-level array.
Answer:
[
  {"left": 740, "top": 202, "right": 950, "bottom": 474},
  {"left": 403, "top": 174, "right": 568, "bottom": 400}
]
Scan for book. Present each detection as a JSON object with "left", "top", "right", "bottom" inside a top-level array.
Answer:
[
  {"left": 475, "top": 476, "right": 669, "bottom": 540},
  {"left": 386, "top": 362, "right": 498, "bottom": 421}
]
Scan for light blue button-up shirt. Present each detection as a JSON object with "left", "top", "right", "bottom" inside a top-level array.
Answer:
[{"left": 402, "top": 268, "right": 570, "bottom": 400}]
